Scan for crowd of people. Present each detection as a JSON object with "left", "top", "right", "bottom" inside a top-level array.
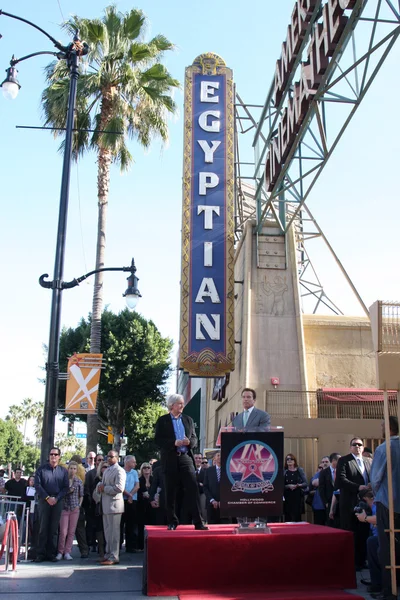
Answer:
[
  {"left": 286, "top": 417, "right": 399, "bottom": 600},
  {"left": 0, "top": 391, "right": 398, "bottom": 598}
]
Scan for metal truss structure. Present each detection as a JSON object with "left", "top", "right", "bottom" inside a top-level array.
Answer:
[{"left": 234, "top": 0, "right": 400, "bottom": 316}]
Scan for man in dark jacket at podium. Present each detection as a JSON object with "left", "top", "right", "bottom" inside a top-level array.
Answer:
[{"left": 232, "top": 388, "right": 270, "bottom": 431}]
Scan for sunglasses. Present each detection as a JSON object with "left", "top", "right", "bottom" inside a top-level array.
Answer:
[
  {"left": 351, "top": 443, "right": 363, "bottom": 447},
  {"left": 50, "top": 453, "right": 59, "bottom": 456},
  {"left": 143, "top": 467, "right": 151, "bottom": 469},
  {"left": 202, "top": 461, "right": 208, "bottom": 464},
  {"left": 286, "top": 457, "right": 294, "bottom": 460}
]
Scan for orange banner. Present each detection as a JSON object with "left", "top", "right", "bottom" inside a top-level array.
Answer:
[{"left": 65, "top": 353, "right": 103, "bottom": 414}]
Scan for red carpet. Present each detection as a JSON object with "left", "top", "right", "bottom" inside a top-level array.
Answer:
[
  {"left": 179, "top": 593, "right": 364, "bottom": 600},
  {"left": 144, "top": 523, "right": 357, "bottom": 597}
]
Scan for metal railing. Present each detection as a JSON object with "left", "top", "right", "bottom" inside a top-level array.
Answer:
[{"left": 265, "top": 390, "right": 398, "bottom": 420}]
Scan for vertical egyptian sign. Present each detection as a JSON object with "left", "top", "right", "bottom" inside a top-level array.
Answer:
[
  {"left": 180, "top": 53, "right": 235, "bottom": 377},
  {"left": 65, "top": 353, "right": 103, "bottom": 414}
]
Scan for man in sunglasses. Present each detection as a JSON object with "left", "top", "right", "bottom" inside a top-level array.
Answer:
[
  {"left": 34, "top": 447, "right": 69, "bottom": 562},
  {"left": 335, "top": 437, "right": 372, "bottom": 570}
]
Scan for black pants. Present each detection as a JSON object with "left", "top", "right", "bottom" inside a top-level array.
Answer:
[
  {"left": 376, "top": 502, "right": 400, "bottom": 596},
  {"left": 120, "top": 499, "right": 137, "bottom": 551},
  {"left": 75, "top": 506, "right": 88, "bottom": 557},
  {"left": 164, "top": 454, "right": 203, "bottom": 526},
  {"left": 313, "top": 509, "right": 327, "bottom": 525},
  {"left": 37, "top": 498, "right": 64, "bottom": 559}
]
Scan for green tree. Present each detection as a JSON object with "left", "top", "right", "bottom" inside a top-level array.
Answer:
[
  {"left": 55, "top": 433, "right": 86, "bottom": 461},
  {"left": 0, "top": 419, "right": 24, "bottom": 468},
  {"left": 19, "top": 444, "right": 41, "bottom": 474},
  {"left": 42, "top": 5, "right": 179, "bottom": 450},
  {"left": 7, "top": 398, "right": 44, "bottom": 445},
  {"left": 124, "top": 400, "right": 167, "bottom": 465},
  {"left": 58, "top": 308, "right": 172, "bottom": 451}
]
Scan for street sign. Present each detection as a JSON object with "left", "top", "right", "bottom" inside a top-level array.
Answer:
[{"left": 75, "top": 433, "right": 87, "bottom": 439}]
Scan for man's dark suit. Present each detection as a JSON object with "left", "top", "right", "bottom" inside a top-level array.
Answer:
[
  {"left": 203, "top": 466, "right": 221, "bottom": 524},
  {"left": 154, "top": 412, "right": 203, "bottom": 527},
  {"left": 335, "top": 453, "right": 372, "bottom": 567},
  {"left": 232, "top": 407, "right": 271, "bottom": 431}
]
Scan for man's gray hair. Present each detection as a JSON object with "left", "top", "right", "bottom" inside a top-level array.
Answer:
[
  {"left": 124, "top": 455, "right": 136, "bottom": 465},
  {"left": 167, "top": 393, "right": 184, "bottom": 410}
]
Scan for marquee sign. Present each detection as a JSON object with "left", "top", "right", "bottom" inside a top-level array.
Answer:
[
  {"left": 179, "top": 53, "right": 235, "bottom": 377},
  {"left": 265, "top": 0, "right": 358, "bottom": 192}
]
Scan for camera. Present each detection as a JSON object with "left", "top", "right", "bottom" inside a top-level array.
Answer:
[{"left": 354, "top": 501, "right": 372, "bottom": 515}]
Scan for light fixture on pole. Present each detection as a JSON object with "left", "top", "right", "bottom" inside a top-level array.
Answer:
[
  {"left": 123, "top": 258, "right": 142, "bottom": 310},
  {"left": 1, "top": 64, "right": 21, "bottom": 99}
]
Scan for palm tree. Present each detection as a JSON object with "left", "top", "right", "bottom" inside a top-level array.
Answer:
[
  {"left": 7, "top": 398, "right": 43, "bottom": 444},
  {"left": 41, "top": 6, "right": 180, "bottom": 450}
]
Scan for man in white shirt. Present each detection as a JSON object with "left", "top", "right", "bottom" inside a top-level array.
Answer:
[{"left": 85, "top": 452, "right": 96, "bottom": 472}]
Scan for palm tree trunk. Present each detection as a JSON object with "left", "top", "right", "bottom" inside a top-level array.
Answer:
[{"left": 86, "top": 136, "right": 112, "bottom": 453}]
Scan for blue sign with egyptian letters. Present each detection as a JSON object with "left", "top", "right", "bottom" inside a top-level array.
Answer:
[{"left": 179, "top": 53, "right": 234, "bottom": 377}]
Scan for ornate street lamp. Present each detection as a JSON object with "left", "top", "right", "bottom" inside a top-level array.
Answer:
[{"left": 0, "top": 9, "right": 89, "bottom": 463}]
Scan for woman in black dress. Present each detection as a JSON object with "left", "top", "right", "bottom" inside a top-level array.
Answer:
[
  {"left": 283, "top": 453, "right": 308, "bottom": 522},
  {"left": 137, "top": 463, "right": 154, "bottom": 551}
]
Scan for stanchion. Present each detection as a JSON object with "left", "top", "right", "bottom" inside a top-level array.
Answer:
[{"left": 0, "top": 512, "right": 19, "bottom": 571}]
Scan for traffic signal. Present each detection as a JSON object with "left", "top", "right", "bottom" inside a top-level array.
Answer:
[
  {"left": 107, "top": 426, "right": 114, "bottom": 444},
  {"left": 67, "top": 422, "right": 74, "bottom": 436}
]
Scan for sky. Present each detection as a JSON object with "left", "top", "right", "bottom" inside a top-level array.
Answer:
[{"left": 0, "top": 0, "right": 399, "bottom": 418}]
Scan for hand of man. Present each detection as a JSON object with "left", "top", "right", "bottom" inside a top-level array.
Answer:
[
  {"left": 47, "top": 497, "right": 57, "bottom": 506},
  {"left": 98, "top": 483, "right": 105, "bottom": 493},
  {"left": 182, "top": 436, "right": 190, "bottom": 446},
  {"left": 128, "top": 497, "right": 133, "bottom": 504},
  {"left": 151, "top": 500, "right": 158, "bottom": 508},
  {"left": 175, "top": 439, "right": 183, "bottom": 447},
  {"left": 288, "top": 484, "right": 297, "bottom": 490},
  {"left": 212, "top": 500, "right": 219, "bottom": 509},
  {"left": 358, "top": 485, "right": 368, "bottom": 491},
  {"left": 355, "top": 510, "right": 367, "bottom": 522}
]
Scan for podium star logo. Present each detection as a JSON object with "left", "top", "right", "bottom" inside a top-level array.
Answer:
[{"left": 239, "top": 447, "right": 266, "bottom": 481}]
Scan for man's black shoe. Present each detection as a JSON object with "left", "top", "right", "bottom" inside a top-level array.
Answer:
[
  {"left": 367, "top": 585, "right": 382, "bottom": 593},
  {"left": 371, "top": 593, "right": 396, "bottom": 600},
  {"left": 34, "top": 556, "right": 45, "bottom": 563},
  {"left": 167, "top": 523, "right": 177, "bottom": 530},
  {"left": 50, "top": 557, "right": 58, "bottom": 562},
  {"left": 360, "top": 578, "right": 371, "bottom": 585},
  {"left": 194, "top": 524, "right": 209, "bottom": 530},
  {"left": 81, "top": 554, "right": 89, "bottom": 558}
]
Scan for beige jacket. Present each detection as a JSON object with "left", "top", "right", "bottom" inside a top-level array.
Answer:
[{"left": 94, "top": 463, "right": 126, "bottom": 515}]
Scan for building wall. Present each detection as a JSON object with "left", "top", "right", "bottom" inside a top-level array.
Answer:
[
  {"left": 203, "top": 221, "right": 381, "bottom": 482},
  {"left": 303, "top": 314, "right": 376, "bottom": 389}
]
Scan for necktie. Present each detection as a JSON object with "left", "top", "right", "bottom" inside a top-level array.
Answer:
[
  {"left": 332, "top": 468, "right": 336, "bottom": 483},
  {"left": 243, "top": 410, "right": 249, "bottom": 427},
  {"left": 357, "top": 458, "right": 368, "bottom": 484},
  {"left": 217, "top": 467, "right": 221, "bottom": 482}
]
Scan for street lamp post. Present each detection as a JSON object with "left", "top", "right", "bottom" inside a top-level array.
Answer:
[{"left": 0, "top": 10, "right": 90, "bottom": 464}]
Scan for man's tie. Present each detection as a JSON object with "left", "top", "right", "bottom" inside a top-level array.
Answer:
[
  {"left": 243, "top": 410, "right": 249, "bottom": 427},
  {"left": 332, "top": 468, "right": 336, "bottom": 484},
  {"left": 217, "top": 467, "right": 221, "bottom": 482},
  {"left": 357, "top": 458, "right": 368, "bottom": 485}
]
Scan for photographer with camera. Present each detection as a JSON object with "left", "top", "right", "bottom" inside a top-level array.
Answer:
[{"left": 355, "top": 489, "right": 381, "bottom": 595}]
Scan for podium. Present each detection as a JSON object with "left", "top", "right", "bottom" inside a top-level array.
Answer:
[{"left": 219, "top": 426, "right": 284, "bottom": 524}]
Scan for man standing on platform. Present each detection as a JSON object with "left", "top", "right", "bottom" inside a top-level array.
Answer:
[
  {"left": 232, "top": 388, "right": 270, "bottom": 431},
  {"left": 154, "top": 394, "right": 208, "bottom": 531},
  {"left": 335, "top": 438, "right": 372, "bottom": 570},
  {"left": 96, "top": 450, "right": 126, "bottom": 565},
  {"left": 370, "top": 416, "right": 400, "bottom": 600},
  {"left": 34, "top": 447, "right": 69, "bottom": 562}
]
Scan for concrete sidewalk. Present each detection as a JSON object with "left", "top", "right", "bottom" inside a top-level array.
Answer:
[
  {"left": 0, "top": 545, "right": 384, "bottom": 600},
  {"left": 0, "top": 545, "right": 177, "bottom": 600}
]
